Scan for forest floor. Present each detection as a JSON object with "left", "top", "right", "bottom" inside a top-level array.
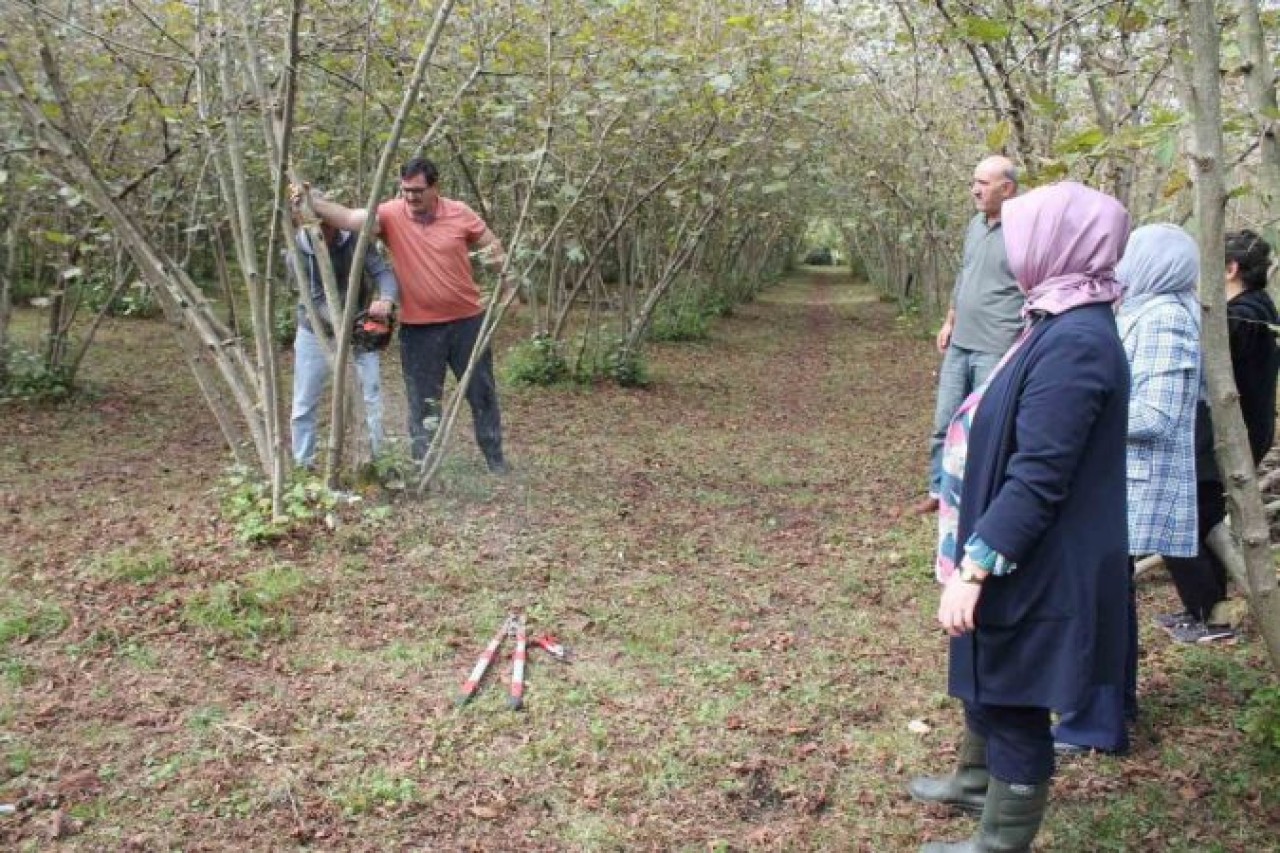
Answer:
[{"left": 1, "top": 267, "right": 1277, "bottom": 851}]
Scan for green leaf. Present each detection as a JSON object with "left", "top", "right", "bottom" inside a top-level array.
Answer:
[
  {"left": 961, "top": 16, "right": 1011, "bottom": 42},
  {"left": 1059, "top": 127, "right": 1107, "bottom": 154},
  {"left": 1154, "top": 133, "right": 1178, "bottom": 169},
  {"left": 986, "top": 121, "right": 1011, "bottom": 151},
  {"left": 41, "top": 230, "right": 76, "bottom": 246},
  {"left": 1028, "top": 92, "right": 1061, "bottom": 118},
  {"left": 1119, "top": 10, "right": 1150, "bottom": 33},
  {"left": 1108, "top": 7, "right": 1151, "bottom": 33},
  {"left": 1037, "top": 159, "right": 1070, "bottom": 183}
]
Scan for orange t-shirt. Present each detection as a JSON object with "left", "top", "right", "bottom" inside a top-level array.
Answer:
[{"left": 376, "top": 196, "right": 488, "bottom": 324}]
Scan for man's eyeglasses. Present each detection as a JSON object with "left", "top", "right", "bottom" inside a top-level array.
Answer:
[{"left": 400, "top": 186, "right": 429, "bottom": 197}]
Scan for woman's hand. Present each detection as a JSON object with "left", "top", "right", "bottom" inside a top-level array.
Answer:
[{"left": 937, "top": 569, "right": 985, "bottom": 636}]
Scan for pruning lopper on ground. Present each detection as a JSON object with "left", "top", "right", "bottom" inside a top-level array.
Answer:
[{"left": 455, "top": 614, "right": 570, "bottom": 711}]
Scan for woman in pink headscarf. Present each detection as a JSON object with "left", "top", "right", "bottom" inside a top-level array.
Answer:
[{"left": 908, "top": 183, "right": 1132, "bottom": 852}]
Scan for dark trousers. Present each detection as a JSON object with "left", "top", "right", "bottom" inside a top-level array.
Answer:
[
  {"left": 399, "top": 314, "right": 504, "bottom": 465},
  {"left": 1164, "top": 483, "right": 1229, "bottom": 622},
  {"left": 964, "top": 702, "right": 1054, "bottom": 785},
  {"left": 1051, "top": 558, "right": 1137, "bottom": 753}
]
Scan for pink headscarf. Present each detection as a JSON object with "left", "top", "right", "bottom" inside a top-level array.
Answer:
[{"left": 1001, "top": 181, "right": 1130, "bottom": 316}]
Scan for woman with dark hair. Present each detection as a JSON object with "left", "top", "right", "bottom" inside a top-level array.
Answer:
[
  {"left": 1160, "top": 230, "right": 1278, "bottom": 644},
  {"left": 910, "top": 182, "right": 1131, "bottom": 852}
]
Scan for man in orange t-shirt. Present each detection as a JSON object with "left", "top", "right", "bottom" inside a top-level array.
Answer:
[{"left": 298, "top": 157, "right": 515, "bottom": 472}]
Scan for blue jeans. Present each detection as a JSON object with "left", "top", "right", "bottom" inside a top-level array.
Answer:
[
  {"left": 290, "top": 326, "right": 384, "bottom": 468},
  {"left": 399, "top": 315, "right": 504, "bottom": 466},
  {"left": 929, "top": 345, "right": 1002, "bottom": 495}
]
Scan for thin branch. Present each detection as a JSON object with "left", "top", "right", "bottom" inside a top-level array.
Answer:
[
  {"left": 19, "top": 0, "right": 193, "bottom": 66},
  {"left": 123, "top": 0, "right": 198, "bottom": 60}
]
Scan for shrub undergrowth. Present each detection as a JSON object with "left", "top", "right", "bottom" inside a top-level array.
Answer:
[
  {"left": 219, "top": 467, "right": 340, "bottom": 543},
  {"left": 273, "top": 303, "right": 297, "bottom": 347},
  {"left": 601, "top": 339, "right": 649, "bottom": 387},
  {"left": 83, "top": 278, "right": 162, "bottom": 319},
  {"left": 646, "top": 289, "right": 735, "bottom": 343},
  {"left": 506, "top": 334, "right": 569, "bottom": 386},
  {"left": 1, "top": 346, "right": 74, "bottom": 402}
]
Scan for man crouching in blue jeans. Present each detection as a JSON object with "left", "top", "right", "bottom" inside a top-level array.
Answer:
[{"left": 288, "top": 205, "right": 398, "bottom": 470}]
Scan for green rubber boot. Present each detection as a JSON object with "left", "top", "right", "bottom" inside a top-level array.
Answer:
[
  {"left": 919, "top": 778, "right": 1050, "bottom": 852},
  {"left": 907, "top": 729, "right": 989, "bottom": 814}
]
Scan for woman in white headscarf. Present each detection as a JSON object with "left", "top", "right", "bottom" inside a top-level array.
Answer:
[{"left": 1054, "top": 223, "right": 1201, "bottom": 755}]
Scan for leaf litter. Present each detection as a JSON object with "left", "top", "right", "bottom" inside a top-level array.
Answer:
[{"left": 0, "top": 269, "right": 1276, "bottom": 849}]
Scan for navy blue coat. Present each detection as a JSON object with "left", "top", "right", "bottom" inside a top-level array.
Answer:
[{"left": 949, "top": 303, "right": 1130, "bottom": 711}]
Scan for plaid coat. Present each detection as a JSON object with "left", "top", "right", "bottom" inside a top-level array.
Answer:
[{"left": 1116, "top": 295, "right": 1200, "bottom": 557}]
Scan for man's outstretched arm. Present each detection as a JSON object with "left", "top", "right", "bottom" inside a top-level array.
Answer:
[{"left": 291, "top": 185, "right": 375, "bottom": 235}]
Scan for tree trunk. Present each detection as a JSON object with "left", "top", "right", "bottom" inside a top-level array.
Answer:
[
  {"left": 1180, "top": 0, "right": 1280, "bottom": 671},
  {"left": 328, "top": 0, "right": 459, "bottom": 486},
  {"left": 211, "top": 0, "right": 286, "bottom": 516},
  {"left": 2, "top": 24, "right": 273, "bottom": 470},
  {"left": 0, "top": 188, "right": 27, "bottom": 389},
  {"left": 1235, "top": 0, "right": 1280, "bottom": 283},
  {"left": 622, "top": 200, "right": 722, "bottom": 358}
]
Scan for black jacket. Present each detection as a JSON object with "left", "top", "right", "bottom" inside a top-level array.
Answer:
[{"left": 1194, "top": 288, "right": 1280, "bottom": 481}]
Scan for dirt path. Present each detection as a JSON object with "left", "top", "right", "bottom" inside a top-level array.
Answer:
[{"left": 1, "top": 270, "right": 1274, "bottom": 851}]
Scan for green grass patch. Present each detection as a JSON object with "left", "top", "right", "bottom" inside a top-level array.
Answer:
[
  {"left": 378, "top": 637, "right": 452, "bottom": 672},
  {"left": 183, "top": 566, "right": 308, "bottom": 641},
  {"left": 188, "top": 705, "right": 227, "bottom": 735},
  {"left": 86, "top": 548, "right": 176, "bottom": 584},
  {"left": 1, "top": 658, "right": 36, "bottom": 687},
  {"left": 3, "top": 740, "right": 34, "bottom": 779},
  {"left": 0, "top": 595, "right": 68, "bottom": 645},
  {"left": 331, "top": 768, "right": 421, "bottom": 815}
]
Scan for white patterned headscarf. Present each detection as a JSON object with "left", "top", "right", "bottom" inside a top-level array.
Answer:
[{"left": 1117, "top": 223, "right": 1201, "bottom": 333}]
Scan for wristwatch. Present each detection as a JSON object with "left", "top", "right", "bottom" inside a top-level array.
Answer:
[{"left": 958, "top": 562, "right": 989, "bottom": 585}]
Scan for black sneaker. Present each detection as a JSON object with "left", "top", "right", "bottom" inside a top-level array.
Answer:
[
  {"left": 1156, "top": 610, "right": 1195, "bottom": 632},
  {"left": 1168, "top": 621, "right": 1237, "bottom": 645},
  {"left": 1054, "top": 740, "right": 1128, "bottom": 756},
  {"left": 486, "top": 457, "right": 510, "bottom": 476}
]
